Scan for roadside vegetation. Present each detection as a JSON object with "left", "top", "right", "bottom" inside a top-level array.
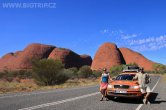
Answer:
[
  {"left": 110, "top": 63, "right": 166, "bottom": 75},
  {"left": 0, "top": 59, "right": 101, "bottom": 94},
  {"left": 163, "top": 74, "right": 166, "bottom": 82},
  {"left": 0, "top": 78, "right": 99, "bottom": 94},
  {"left": 110, "top": 63, "right": 138, "bottom": 76},
  {"left": 152, "top": 63, "right": 166, "bottom": 74},
  {"left": 0, "top": 60, "right": 165, "bottom": 94}
]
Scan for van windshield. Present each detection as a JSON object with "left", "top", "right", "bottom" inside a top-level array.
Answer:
[{"left": 115, "top": 74, "right": 136, "bottom": 80}]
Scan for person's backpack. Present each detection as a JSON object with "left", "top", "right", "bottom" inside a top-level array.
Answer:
[{"left": 145, "top": 74, "right": 151, "bottom": 84}]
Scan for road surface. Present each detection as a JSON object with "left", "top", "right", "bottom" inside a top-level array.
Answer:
[{"left": 0, "top": 76, "right": 165, "bottom": 110}]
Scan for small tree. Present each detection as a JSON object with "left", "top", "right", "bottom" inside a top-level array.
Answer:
[
  {"left": 77, "top": 66, "right": 93, "bottom": 78},
  {"left": 126, "top": 62, "right": 138, "bottom": 66},
  {"left": 110, "top": 65, "right": 125, "bottom": 76},
  {"left": 56, "top": 69, "right": 71, "bottom": 84},
  {"left": 68, "top": 67, "right": 78, "bottom": 79},
  {"left": 153, "top": 63, "right": 166, "bottom": 74},
  {"left": 92, "top": 70, "right": 102, "bottom": 78},
  {"left": 32, "top": 59, "right": 68, "bottom": 85}
]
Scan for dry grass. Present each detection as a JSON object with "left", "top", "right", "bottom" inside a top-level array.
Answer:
[
  {"left": 39, "top": 78, "right": 99, "bottom": 90},
  {"left": 162, "top": 74, "right": 166, "bottom": 82},
  {"left": 0, "top": 78, "right": 99, "bottom": 94},
  {"left": 0, "top": 79, "right": 39, "bottom": 94}
]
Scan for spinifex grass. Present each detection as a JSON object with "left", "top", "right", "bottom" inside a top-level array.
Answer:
[{"left": 0, "top": 78, "right": 99, "bottom": 94}]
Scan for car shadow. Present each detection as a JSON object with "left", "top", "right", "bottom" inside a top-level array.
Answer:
[
  {"left": 109, "top": 92, "right": 166, "bottom": 104},
  {"left": 110, "top": 97, "right": 141, "bottom": 104}
]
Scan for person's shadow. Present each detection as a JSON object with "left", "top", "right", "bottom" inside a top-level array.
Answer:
[{"left": 149, "top": 92, "right": 166, "bottom": 104}]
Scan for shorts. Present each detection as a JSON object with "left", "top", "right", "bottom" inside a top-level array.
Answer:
[{"left": 140, "top": 85, "right": 151, "bottom": 93}]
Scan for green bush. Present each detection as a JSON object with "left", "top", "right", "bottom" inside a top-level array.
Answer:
[
  {"left": 0, "top": 70, "right": 33, "bottom": 81},
  {"left": 32, "top": 59, "right": 69, "bottom": 85},
  {"left": 153, "top": 63, "right": 166, "bottom": 74},
  {"left": 0, "top": 72, "right": 5, "bottom": 79},
  {"left": 12, "top": 70, "right": 33, "bottom": 78},
  {"left": 68, "top": 67, "right": 79, "bottom": 79},
  {"left": 126, "top": 62, "right": 138, "bottom": 66},
  {"left": 110, "top": 65, "right": 125, "bottom": 76},
  {"left": 144, "top": 70, "right": 155, "bottom": 74},
  {"left": 55, "top": 69, "right": 70, "bottom": 84},
  {"left": 92, "top": 70, "right": 102, "bottom": 78},
  {"left": 77, "top": 66, "right": 93, "bottom": 78}
]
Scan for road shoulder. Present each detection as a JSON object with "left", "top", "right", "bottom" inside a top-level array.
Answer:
[{"left": 141, "top": 75, "right": 166, "bottom": 110}]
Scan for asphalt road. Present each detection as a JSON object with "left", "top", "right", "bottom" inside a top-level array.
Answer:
[{"left": 0, "top": 76, "right": 165, "bottom": 110}]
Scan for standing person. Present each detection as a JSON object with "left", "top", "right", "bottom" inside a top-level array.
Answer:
[
  {"left": 133, "top": 68, "right": 151, "bottom": 104},
  {"left": 100, "top": 68, "right": 111, "bottom": 101}
]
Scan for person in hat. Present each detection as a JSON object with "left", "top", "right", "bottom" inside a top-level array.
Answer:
[
  {"left": 133, "top": 67, "right": 151, "bottom": 104},
  {"left": 99, "top": 68, "right": 111, "bottom": 101}
]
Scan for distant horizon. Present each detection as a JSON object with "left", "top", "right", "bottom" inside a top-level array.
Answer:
[{"left": 0, "top": 0, "right": 166, "bottom": 65}]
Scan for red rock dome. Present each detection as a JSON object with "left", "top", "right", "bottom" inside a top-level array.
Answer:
[
  {"left": 48, "top": 48, "right": 92, "bottom": 68},
  {"left": 0, "top": 43, "right": 55, "bottom": 70},
  {"left": 119, "top": 48, "right": 155, "bottom": 71},
  {"left": 91, "top": 42, "right": 124, "bottom": 70}
]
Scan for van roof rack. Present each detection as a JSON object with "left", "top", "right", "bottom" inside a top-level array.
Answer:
[{"left": 123, "top": 66, "right": 140, "bottom": 72}]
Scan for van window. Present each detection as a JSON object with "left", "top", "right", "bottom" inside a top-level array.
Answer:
[{"left": 115, "top": 74, "right": 135, "bottom": 80}]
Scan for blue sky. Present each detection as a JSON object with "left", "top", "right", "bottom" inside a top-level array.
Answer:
[{"left": 0, "top": 0, "right": 166, "bottom": 64}]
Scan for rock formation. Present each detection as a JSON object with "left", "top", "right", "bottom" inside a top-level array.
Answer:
[
  {"left": 0, "top": 43, "right": 92, "bottom": 71},
  {"left": 0, "top": 43, "right": 55, "bottom": 70},
  {"left": 119, "top": 48, "right": 155, "bottom": 70},
  {"left": 91, "top": 42, "right": 124, "bottom": 71},
  {"left": 80, "top": 55, "right": 92, "bottom": 66},
  {"left": 0, "top": 42, "right": 155, "bottom": 71},
  {"left": 91, "top": 42, "right": 155, "bottom": 71},
  {"left": 48, "top": 48, "right": 92, "bottom": 68}
]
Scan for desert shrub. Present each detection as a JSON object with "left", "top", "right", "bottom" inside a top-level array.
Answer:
[
  {"left": 144, "top": 70, "right": 155, "bottom": 74},
  {"left": 55, "top": 69, "right": 71, "bottom": 84},
  {"left": 0, "top": 70, "right": 13, "bottom": 82},
  {"left": 77, "top": 66, "right": 93, "bottom": 78},
  {"left": 153, "top": 63, "right": 166, "bottom": 74},
  {"left": 0, "top": 70, "right": 33, "bottom": 81},
  {"left": 12, "top": 70, "right": 33, "bottom": 78},
  {"left": 92, "top": 70, "right": 102, "bottom": 78},
  {"left": 32, "top": 59, "right": 68, "bottom": 85},
  {"left": 110, "top": 65, "right": 125, "bottom": 76},
  {"left": 126, "top": 62, "right": 138, "bottom": 66},
  {"left": 0, "top": 72, "right": 5, "bottom": 79},
  {"left": 0, "top": 70, "right": 16, "bottom": 82},
  {"left": 68, "top": 67, "right": 78, "bottom": 79}
]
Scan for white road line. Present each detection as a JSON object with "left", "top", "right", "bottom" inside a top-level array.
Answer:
[
  {"left": 135, "top": 77, "right": 161, "bottom": 110},
  {"left": 0, "top": 91, "right": 57, "bottom": 99},
  {"left": 0, "top": 85, "right": 97, "bottom": 99},
  {"left": 18, "top": 92, "right": 100, "bottom": 110}
]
